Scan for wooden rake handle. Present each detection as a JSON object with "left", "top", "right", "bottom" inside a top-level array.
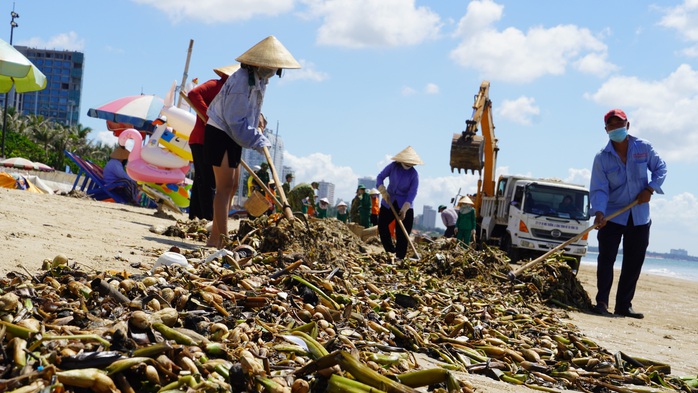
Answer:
[
  {"left": 508, "top": 199, "right": 639, "bottom": 279},
  {"left": 387, "top": 199, "right": 421, "bottom": 260}
]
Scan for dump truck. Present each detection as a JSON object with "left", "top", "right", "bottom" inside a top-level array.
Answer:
[{"left": 450, "top": 81, "right": 590, "bottom": 264}]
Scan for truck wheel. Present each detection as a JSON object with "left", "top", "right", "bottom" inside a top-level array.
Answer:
[{"left": 501, "top": 235, "right": 519, "bottom": 263}]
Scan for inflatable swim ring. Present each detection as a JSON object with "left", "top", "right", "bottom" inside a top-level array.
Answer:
[
  {"left": 118, "top": 129, "right": 190, "bottom": 184},
  {"left": 141, "top": 121, "right": 190, "bottom": 168},
  {"left": 159, "top": 129, "right": 193, "bottom": 162}
]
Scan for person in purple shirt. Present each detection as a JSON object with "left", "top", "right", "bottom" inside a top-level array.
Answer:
[
  {"left": 103, "top": 146, "right": 140, "bottom": 205},
  {"left": 376, "top": 146, "right": 423, "bottom": 260},
  {"left": 589, "top": 109, "right": 667, "bottom": 319}
]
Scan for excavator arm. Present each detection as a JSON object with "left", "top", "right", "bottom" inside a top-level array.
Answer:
[{"left": 449, "top": 81, "right": 499, "bottom": 210}]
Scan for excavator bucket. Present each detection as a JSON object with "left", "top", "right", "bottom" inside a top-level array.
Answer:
[{"left": 450, "top": 132, "right": 484, "bottom": 174}]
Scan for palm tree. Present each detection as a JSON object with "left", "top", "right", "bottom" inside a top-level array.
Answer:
[
  {"left": 30, "top": 120, "right": 58, "bottom": 163},
  {"left": 23, "top": 114, "right": 49, "bottom": 138}
]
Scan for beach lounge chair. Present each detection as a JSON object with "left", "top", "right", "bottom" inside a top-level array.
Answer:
[{"left": 65, "top": 150, "right": 131, "bottom": 204}]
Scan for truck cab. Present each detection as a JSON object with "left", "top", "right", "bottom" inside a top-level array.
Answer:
[{"left": 479, "top": 175, "right": 590, "bottom": 263}]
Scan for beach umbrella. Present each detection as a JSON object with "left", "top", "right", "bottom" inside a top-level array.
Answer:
[
  {"left": 33, "top": 161, "right": 54, "bottom": 172},
  {"left": 0, "top": 38, "right": 47, "bottom": 94},
  {"left": 1, "top": 157, "right": 36, "bottom": 170},
  {"left": 1, "top": 38, "right": 48, "bottom": 158},
  {"left": 87, "top": 95, "right": 164, "bottom": 133}
]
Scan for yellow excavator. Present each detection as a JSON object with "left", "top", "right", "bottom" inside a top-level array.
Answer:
[
  {"left": 450, "top": 81, "right": 591, "bottom": 264},
  {"left": 449, "top": 80, "right": 499, "bottom": 214}
]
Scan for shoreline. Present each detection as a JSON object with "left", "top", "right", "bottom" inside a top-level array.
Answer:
[{"left": 581, "top": 252, "right": 698, "bottom": 283}]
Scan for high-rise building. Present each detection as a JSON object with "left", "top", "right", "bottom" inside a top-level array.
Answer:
[
  {"left": 357, "top": 176, "right": 376, "bottom": 190},
  {"left": 316, "top": 181, "right": 335, "bottom": 205},
  {"left": 422, "top": 205, "right": 437, "bottom": 229},
  {"left": 6, "top": 46, "right": 84, "bottom": 126}
]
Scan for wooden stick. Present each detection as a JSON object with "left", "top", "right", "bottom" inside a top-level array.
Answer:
[
  {"left": 508, "top": 199, "right": 639, "bottom": 279},
  {"left": 263, "top": 146, "right": 294, "bottom": 221},
  {"left": 177, "top": 39, "right": 194, "bottom": 108},
  {"left": 179, "top": 91, "right": 283, "bottom": 210},
  {"left": 387, "top": 199, "right": 421, "bottom": 260}
]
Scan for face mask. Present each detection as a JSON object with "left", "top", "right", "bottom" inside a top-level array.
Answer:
[
  {"left": 460, "top": 205, "right": 473, "bottom": 213},
  {"left": 257, "top": 67, "right": 277, "bottom": 79},
  {"left": 401, "top": 163, "right": 413, "bottom": 170},
  {"left": 607, "top": 127, "right": 628, "bottom": 142}
]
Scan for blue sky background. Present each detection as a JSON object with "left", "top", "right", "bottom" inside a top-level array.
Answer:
[{"left": 8, "top": 0, "right": 698, "bottom": 254}]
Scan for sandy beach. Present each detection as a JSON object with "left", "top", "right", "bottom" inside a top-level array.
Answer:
[{"left": 1, "top": 187, "right": 697, "bottom": 392}]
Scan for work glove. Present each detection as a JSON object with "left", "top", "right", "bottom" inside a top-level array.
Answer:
[
  {"left": 378, "top": 184, "right": 390, "bottom": 202},
  {"left": 399, "top": 202, "right": 410, "bottom": 220},
  {"left": 471, "top": 229, "right": 476, "bottom": 244}
]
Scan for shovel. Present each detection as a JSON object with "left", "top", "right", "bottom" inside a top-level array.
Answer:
[
  {"left": 507, "top": 199, "right": 638, "bottom": 280},
  {"left": 386, "top": 198, "right": 421, "bottom": 260}
]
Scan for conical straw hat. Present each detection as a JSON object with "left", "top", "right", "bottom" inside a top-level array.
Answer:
[
  {"left": 110, "top": 146, "right": 130, "bottom": 160},
  {"left": 391, "top": 146, "right": 424, "bottom": 165},
  {"left": 236, "top": 36, "right": 301, "bottom": 69},
  {"left": 213, "top": 64, "right": 240, "bottom": 78},
  {"left": 458, "top": 196, "right": 474, "bottom": 206}
]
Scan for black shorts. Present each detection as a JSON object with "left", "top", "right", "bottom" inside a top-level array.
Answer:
[{"left": 204, "top": 124, "right": 242, "bottom": 168}]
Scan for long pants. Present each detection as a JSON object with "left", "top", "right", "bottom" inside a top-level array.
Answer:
[
  {"left": 596, "top": 213, "right": 651, "bottom": 311},
  {"left": 444, "top": 225, "right": 456, "bottom": 238},
  {"left": 189, "top": 143, "right": 215, "bottom": 220},
  {"left": 378, "top": 202, "right": 414, "bottom": 259}
]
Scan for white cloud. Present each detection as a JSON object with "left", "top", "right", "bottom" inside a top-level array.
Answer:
[
  {"left": 280, "top": 59, "right": 330, "bottom": 83},
  {"left": 452, "top": 0, "right": 503, "bottom": 37},
  {"left": 680, "top": 44, "right": 698, "bottom": 57},
  {"left": 302, "top": 0, "right": 442, "bottom": 48},
  {"left": 284, "top": 151, "right": 359, "bottom": 202},
  {"left": 425, "top": 83, "right": 439, "bottom": 94},
  {"left": 92, "top": 131, "right": 118, "bottom": 146},
  {"left": 564, "top": 168, "right": 591, "bottom": 188},
  {"left": 450, "top": 0, "right": 616, "bottom": 82},
  {"left": 497, "top": 96, "right": 539, "bottom": 125},
  {"left": 132, "top": 0, "right": 294, "bottom": 23},
  {"left": 18, "top": 32, "right": 85, "bottom": 51},
  {"left": 651, "top": 192, "right": 698, "bottom": 253},
  {"left": 401, "top": 86, "right": 417, "bottom": 96},
  {"left": 586, "top": 64, "right": 698, "bottom": 162},
  {"left": 574, "top": 52, "right": 620, "bottom": 76},
  {"left": 415, "top": 174, "right": 478, "bottom": 213},
  {"left": 658, "top": 0, "right": 698, "bottom": 41}
]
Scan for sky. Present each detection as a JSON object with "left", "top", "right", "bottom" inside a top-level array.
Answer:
[{"left": 7, "top": 0, "right": 698, "bottom": 255}]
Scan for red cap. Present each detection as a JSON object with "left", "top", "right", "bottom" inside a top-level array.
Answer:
[{"left": 604, "top": 109, "right": 627, "bottom": 124}]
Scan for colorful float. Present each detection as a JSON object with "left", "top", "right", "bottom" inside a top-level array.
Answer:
[
  {"left": 118, "top": 129, "right": 189, "bottom": 184},
  {"left": 160, "top": 81, "right": 196, "bottom": 138},
  {"left": 141, "top": 181, "right": 191, "bottom": 208},
  {"left": 141, "top": 118, "right": 190, "bottom": 168}
]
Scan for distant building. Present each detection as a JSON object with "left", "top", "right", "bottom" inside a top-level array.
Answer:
[
  {"left": 422, "top": 205, "right": 437, "bottom": 229},
  {"left": 281, "top": 166, "right": 294, "bottom": 189},
  {"left": 670, "top": 248, "right": 689, "bottom": 257},
  {"left": 357, "top": 176, "right": 376, "bottom": 190},
  {"left": 7, "top": 46, "right": 84, "bottom": 126},
  {"left": 317, "top": 181, "right": 335, "bottom": 205},
  {"left": 235, "top": 128, "right": 284, "bottom": 205}
]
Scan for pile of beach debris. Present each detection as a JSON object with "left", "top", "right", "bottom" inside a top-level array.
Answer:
[{"left": 0, "top": 216, "right": 692, "bottom": 393}]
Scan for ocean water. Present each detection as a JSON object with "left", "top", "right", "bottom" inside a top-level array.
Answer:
[{"left": 581, "top": 252, "right": 698, "bottom": 283}]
